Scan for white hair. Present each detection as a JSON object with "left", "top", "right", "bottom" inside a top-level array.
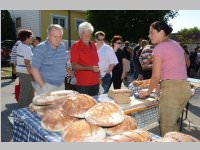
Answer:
[
  {"left": 47, "top": 24, "right": 63, "bottom": 36},
  {"left": 78, "top": 22, "right": 94, "bottom": 37}
]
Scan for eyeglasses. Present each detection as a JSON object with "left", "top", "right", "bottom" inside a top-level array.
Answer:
[
  {"left": 115, "top": 42, "right": 122, "bottom": 45},
  {"left": 97, "top": 38, "right": 104, "bottom": 41}
]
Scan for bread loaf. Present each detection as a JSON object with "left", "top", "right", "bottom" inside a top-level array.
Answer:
[
  {"left": 62, "top": 120, "right": 106, "bottom": 142},
  {"left": 62, "top": 94, "right": 97, "bottom": 118},
  {"left": 32, "top": 90, "right": 78, "bottom": 105},
  {"left": 164, "top": 132, "right": 199, "bottom": 142},
  {"left": 152, "top": 137, "right": 178, "bottom": 142},
  {"left": 41, "top": 109, "right": 78, "bottom": 132},
  {"left": 108, "top": 89, "right": 133, "bottom": 97},
  {"left": 85, "top": 102, "right": 124, "bottom": 127},
  {"left": 102, "top": 129, "right": 151, "bottom": 142},
  {"left": 106, "top": 115, "right": 137, "bottom": 135},
  {"left": 108, "top": 89, "right": 133, "bottom": 104},
  {"left": 132, "top": 79, "right": 151, "bottom": 89},
  {"left": 121, "top": 129, "right": 151, "bottom": 142}
]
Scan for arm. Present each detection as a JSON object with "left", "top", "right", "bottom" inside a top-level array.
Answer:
[
  {"left": 31, "top": 68, "right": 45, "bottom": 87},
  {"left": 121, "top": 58, "right": 127, "bottom": 80},
  {"left": 139, "top": 55, "right": 161, "bottom": 97},
  {"left": 106, "top": 64, "right": 115, "bottom": 74},
  {"left": 71, "top": 62, "right": 99, "bottom": 72}
]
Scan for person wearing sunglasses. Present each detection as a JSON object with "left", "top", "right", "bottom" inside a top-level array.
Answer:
[
  {"left": 111, "top": 35, "right": 127, "bottom": 89},
  {"left": 95, "top": 31, "right": 118, "bottom": 93}
]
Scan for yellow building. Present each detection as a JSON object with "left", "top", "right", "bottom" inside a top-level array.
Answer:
[
  {"left": 10, "top": 10, "right": 87, "bottom": 49},
  {"left": 40, "top": 10, "right": 87, "bottom": 42}
]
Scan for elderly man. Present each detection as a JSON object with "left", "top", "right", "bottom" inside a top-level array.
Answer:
[
  {"left": 31, "top": 24, "right": 66, "bottom": 94},
  {"left": 95, "top": 31, "right": 118, "bottom": 93},
  {"left": 70, "top": 22, "right": 100, "bottom": 96}
]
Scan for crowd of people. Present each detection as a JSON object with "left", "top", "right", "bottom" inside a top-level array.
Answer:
[{"left": 10, "top": 21, "right": 200, "bottom": 136}]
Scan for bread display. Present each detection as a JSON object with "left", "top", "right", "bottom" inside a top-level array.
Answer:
[
  {"left": 164, "top": 132, "right": 199, "bottom": 142},
  {"left": 32, "top": 90, "right": 78, "bottom": 106},
  {"left": 108, "top": 89, "right": 133, "bottom": 104},
  {"left": 62, "top": 120, "right": 106, "bottom": 142},
  {"left": 85, "top": 102, "right": 124, "bottom": 127},
  {"left": 106, "top": 115, "right": 137, "bottom": 135},
  {"left": 102, "top": 129, "right": 151, "bottom": 142},
  {"left": 62, "top": 94, "right": 97, "bottom": 118},
  {"left": 132, "top": 79, "right": 151, "bottom": 89},
  {"left": 41, "top": 109, "right": 78, "bottom": 132}
]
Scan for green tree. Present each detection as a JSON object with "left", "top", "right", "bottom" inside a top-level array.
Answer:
[
  {"left": 1, "top": 10, "right": 16, "bottom": 41},
  {"left": 175, "top": 27, "right": 200, "bottom": 44},
  {"left": 87, "top": 10, "right": 177, "bottom": 42}
]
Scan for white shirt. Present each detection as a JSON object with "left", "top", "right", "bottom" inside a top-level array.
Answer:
[
  {"left": 16, "top": 42, "right": 33, "bottom": 74},
  {"left": 97, "top": 43, "right": 118, "bottom": 77}
]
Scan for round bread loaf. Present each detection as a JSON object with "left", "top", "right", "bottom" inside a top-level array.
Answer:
[
  {"left": 62, "top": 94, "right": 97, "bottom": 118},
  {"left": 152, "top": 137, "right": 178, "bottom": 142},
  {"left": 104, "top": 134, "right": 134, "bottom": 142},
  {"left": 164, "top": 132, "right": 199, "bottom": 142},
  {"left": 62, "top": 120, "right": 106, "bottom": 142},
  {"left": 121, "top": 129, "right": 151, "bottom": 142},
  {"left": 85, "top": 102, "right": 124, "bottom": 127},
  {"left": 32, "top": 90, "right": 78, "bottom": 105},
  {"left": 106, "top": 115, "right": 137, "bottom": 135},
  {"left": 41, "top": 109, "right": 78, "bottom": 132}
]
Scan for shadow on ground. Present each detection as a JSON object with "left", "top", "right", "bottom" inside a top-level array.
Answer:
[
  {"left": 1, "top": 103, "right": 19, "bottom": 142},
  {"left": 188, "top": 103, "right": 200, "bottom": 118},
  {"left": 1, "top": 79, "right": 15, "bottom": 88}
]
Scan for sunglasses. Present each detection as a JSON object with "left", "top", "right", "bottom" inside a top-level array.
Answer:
[
  {"left": 97, "top": 38, "right": 104, "bottom": 41},
  {"left": 115, "top": 42, "right": 122, "bottom": 45}
]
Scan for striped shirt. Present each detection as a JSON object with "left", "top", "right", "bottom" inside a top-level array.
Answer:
[
  {"left": 16, "top": 42, "right": 33, "bottom": 74},
  {"left": 10, "top": 41, "right": 21, "bottom": 64},
  {"left": 32, "top": 40, "right": 67, "bottom": 86}
]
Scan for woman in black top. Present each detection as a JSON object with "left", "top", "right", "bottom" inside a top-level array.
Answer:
[{"left": 111, "top": 35, "right": 126, "bottom": 89}]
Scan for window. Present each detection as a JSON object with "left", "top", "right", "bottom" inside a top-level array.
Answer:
[
  {"left": 75, "top": 19, "right": 84, "bottom": 31},
  {"left": 16, "top": 17, "right": 21, "bottom": 28},
  {"left": 51, "top": 15, "right": 67, "bottom": 28}
]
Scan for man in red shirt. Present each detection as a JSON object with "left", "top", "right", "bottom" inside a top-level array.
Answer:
[{"left": 70, "top": 22, "right": 100, "bottom": 96}]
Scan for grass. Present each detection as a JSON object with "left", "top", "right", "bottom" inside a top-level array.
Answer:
[{"left": 1, "top": 67, "right": 12, "bottom": 77}]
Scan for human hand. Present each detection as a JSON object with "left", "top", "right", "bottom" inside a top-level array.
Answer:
[
  {"left": 121, "top": 72, "right": 126, "bottom": 80},
  {"left": 92, "top": 66, "right": 100, "bottom": 72},
  {"left": 139, "top": 90, "right": 150, "bottom": 99}
]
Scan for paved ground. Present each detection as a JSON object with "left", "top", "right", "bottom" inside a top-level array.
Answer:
[{"left": 1, "top": 73, "right": 200, "bottom": 142}]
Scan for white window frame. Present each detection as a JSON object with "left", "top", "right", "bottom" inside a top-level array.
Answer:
[
  {"left": 74, "top": 18, "right": 85, "bottom": 31},
  {"left": 50, "top": 14, "right": 68, "bottom": 29}
]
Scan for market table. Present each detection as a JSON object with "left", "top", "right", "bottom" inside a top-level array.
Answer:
[
  {"left": 11, "top": 107, "right": 161, "bottom": 142},
  {"left": 127, "top": 78, "right": 200, "bottom": 131}
]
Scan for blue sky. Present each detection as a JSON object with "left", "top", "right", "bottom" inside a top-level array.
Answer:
[{"left": 168, "top": 10, "right": 200, "bottom": 33}]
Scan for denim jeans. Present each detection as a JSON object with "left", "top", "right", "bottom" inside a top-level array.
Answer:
[{"left": 101, "top": 73, "right": 112, "bottom": 93}]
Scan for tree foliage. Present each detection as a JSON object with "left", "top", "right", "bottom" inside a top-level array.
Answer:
[
  {"left": 87, "top": 10, "right": 177, "bottom": 43},
  {"left": 175, "top": 27, "right": 200, "bottom": 44},
  {"left": 1, "top": 10, "right": 16, "bottom": 41}
]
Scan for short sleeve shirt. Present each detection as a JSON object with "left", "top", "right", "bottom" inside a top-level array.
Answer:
[
  {"left": 32, "top": 40, "right": 67, "bottom": 86},
  {"left": 152, "top": 40, "right": 187, "bottom": 80},
  {"left": 70, "top": 39, "right": 99, "bottom": 86}
]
